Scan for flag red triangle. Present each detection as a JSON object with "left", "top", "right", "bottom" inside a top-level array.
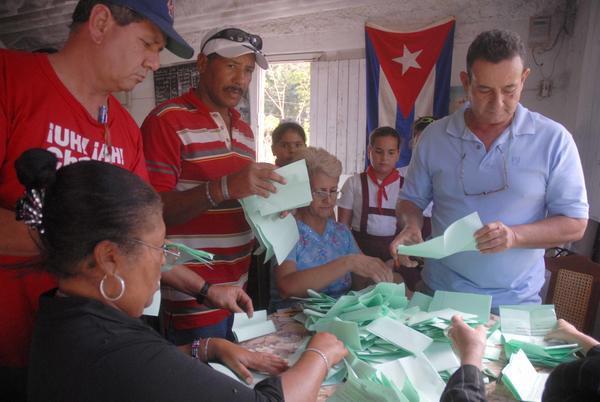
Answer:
[{"left": 366, "top": 19, "right": 455, "bottom": 118}]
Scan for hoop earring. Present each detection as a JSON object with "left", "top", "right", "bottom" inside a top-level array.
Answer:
[{"left": 99, "top": 273, "right": 125, "bottom": 301}]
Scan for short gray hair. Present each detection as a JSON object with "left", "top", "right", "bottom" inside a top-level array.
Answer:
[
  {"left": 294, "top": 147, "right": 342, "bottom": 178},
  {"left": 466, "top": 30, "right": 526, "bottom": 78}
]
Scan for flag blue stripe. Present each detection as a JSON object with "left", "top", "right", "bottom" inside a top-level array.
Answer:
[
  {"left": 365, "top": 31, "right": 381, "bottom": 170},
  {"left": 433, "top": 23, "right": 455, "bottom": 118},
  {"left": 395, "top": 106, "right": 414, "bottom": 167}
]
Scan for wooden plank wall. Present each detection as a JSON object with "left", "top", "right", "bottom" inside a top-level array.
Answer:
[{"left": 310, "top": 58, "right": 367, "bottom": 175}]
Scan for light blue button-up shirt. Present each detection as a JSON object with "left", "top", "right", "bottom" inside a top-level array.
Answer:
[{"left": 400, "top": 103, "right": 588, "bottom": 307}]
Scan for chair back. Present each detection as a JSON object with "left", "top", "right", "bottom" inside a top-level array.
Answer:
[{"left": 544, "top": 255, "right": 600, "bottom": 334}]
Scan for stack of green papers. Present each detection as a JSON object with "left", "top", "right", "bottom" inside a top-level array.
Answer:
[
  {"left": 501, "top": 349, "right": 549, "bottom": 401},
  {"left": 407, "top": 308, "right": 480, "bottom": 342},
  {"left": 239, "top": 159, "right": 312, "bottom": 264},
  {"left": 297, "top": 283, "right": 494, "bottom": 399},
  {"left": 327, "top": 352, "right": 409, "bottom": 402},
  {"left": 500, "top": 305, "right": 580, "bottom": 367},
  {"left": 376, "top": 354, "right": 447, "bottom": 402}
]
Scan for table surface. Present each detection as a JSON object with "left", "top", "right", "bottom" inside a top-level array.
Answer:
[{"left": 240, "top": 310, "right": 520, "bottom": 401}]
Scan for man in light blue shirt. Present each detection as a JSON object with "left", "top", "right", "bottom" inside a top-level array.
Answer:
[{"left": 390, "top": 30, "right": 588, "bottom": 307}]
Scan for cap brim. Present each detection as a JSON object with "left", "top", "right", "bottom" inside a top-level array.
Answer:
[
  {"left": 204, "top": 40, "right": 268, "bottom": 69},
  {"left": 147, "top": 16, "right": 194, "bottom": 59}
]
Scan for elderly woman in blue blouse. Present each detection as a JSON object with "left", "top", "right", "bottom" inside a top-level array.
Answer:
[{"left": 270, "top": 147, "right": 395, "bottom": 311}]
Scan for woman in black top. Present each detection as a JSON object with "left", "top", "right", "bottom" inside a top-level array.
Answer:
[{"left": 19, "top": 149, "right": 347, "bottom": 402}]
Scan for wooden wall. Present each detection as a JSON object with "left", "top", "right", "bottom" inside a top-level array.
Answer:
[{"left": 310, "top": 58, "right": 368, "bottom": 175}]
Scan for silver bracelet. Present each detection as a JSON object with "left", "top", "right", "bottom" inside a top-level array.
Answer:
[
  {"left": 204, "top": 337, "right": 211, "bottom": 362},
  {"left": 304, "top": 348, "right": 329, "bottom": 371},
  {"left": 220, "top": 176, "right": 230, "bottom": 200},
  {"left": 205, "top": 182, "right": 218, "bottom": 208}
]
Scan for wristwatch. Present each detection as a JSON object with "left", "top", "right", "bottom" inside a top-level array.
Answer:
[{"left": 195, "top": 282, "right": 212, "bottom": 304}]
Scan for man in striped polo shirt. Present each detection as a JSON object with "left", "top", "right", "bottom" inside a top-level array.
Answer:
[{"left": 141, "top": 27, "right": 285, "bottom": 344}]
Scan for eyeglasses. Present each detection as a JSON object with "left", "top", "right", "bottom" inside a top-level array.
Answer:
[
  {"left": 312, "top": 189, "right": 340, "bottom": 201},
  {"left": 131, "top": 239, "right": 181, "bottom": 266},
  {"left": 459, "top": 136, "right": 510, "bottom": 196},
  {"left": 201, "top": 28, "right": 263, "bottom": 53}
]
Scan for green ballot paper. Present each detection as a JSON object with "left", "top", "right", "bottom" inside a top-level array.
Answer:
[
  {"left": 502, "top": 349, "right": 549, "bottom": 401},
  {"left": 396, "top": 212, "right": 483, "bottom": 259},
  {"left": 240, "top": 159, "right": 313, "bottom": 264}
]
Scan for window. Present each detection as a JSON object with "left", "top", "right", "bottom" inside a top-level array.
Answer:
[{"left": 256, "top": 61, "right": 311, "bottom": 163}]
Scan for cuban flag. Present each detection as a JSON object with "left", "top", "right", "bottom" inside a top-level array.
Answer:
[{"left": 365, "top": 18, "right": 455, "bottom": 167}]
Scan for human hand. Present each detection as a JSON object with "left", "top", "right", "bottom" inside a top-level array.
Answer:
[
  {"left": 474, "top": 221, "right": 516, "bottom": 253},
  {"left": 447, "top": 315, "right": 487, "bottom": 369},
  {"left": 205, "top": 285, "right": 254, "bottom": 318},
  {"left": 348, "top": 254, "right": 394, "bottom": 283},
  {"left": 545, "top": 319, "right": 600, "bottom": 353},
  {"left": 389, "top": 226, "right": 423, "bottom": 268},
  {"left": 212, "top": 339, "right": 289, "bottom": 384},
  {"left": 305, "top": 332, "right": 348, "bottom": 369},
  {"left": 226, "top": 162, "right": 286, "bottom": 199}
]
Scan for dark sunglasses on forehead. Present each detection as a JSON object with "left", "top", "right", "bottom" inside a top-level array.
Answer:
[
  {"left": 414, "top": 116, "right": 436, "bottom": 132},
  {"left": 201, "top": 28, "right": 263, "bottom": 53}
]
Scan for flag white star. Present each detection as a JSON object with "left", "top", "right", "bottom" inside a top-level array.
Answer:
[{"left": 393, "top": 45, "right": 423, "bottom": 75}]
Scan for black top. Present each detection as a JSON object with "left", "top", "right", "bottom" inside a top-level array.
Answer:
[
  {"left": 542, "top": 345, "right": 600, "bottom": 402},
  {"left": 440, "top": 346, "right": 600, "bottom": 402},
  {"left": 440, "top": 364, "right": 486, "bottom": 402},
  {"left": 28, "top": 290, "right": 283, "bottom": 402}
]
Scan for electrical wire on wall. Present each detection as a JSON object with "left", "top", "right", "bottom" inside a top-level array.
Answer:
[{"left": 531, "top": 0, "right": 578, "bottom": 99}]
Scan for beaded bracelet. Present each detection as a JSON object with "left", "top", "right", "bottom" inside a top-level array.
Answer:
[
  {"left": 304, "top": 348, "right": 329, "bottom": 371},
  {"left": 205, "top": 182, "right": 218, "bottom": 208},
  {"left": 191, "top": 338, "right": 201, "bottom": 359},
  {"left": 220, "top": 176, "right": 230, "bottom": 201}
]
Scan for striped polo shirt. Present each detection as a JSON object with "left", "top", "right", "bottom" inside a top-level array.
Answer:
[{"left": 141, "top": 89, "right": 255, "bottom": 330}]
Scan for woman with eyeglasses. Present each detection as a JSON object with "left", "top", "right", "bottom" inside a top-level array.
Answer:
[
  {"left": 17, "top": 149, "right": 346, "bottom": 402},
  {"left": 270, "top": 147, "right": 394, "bottom": 312},
  {"left": 270, "top": 121, "right": 307, "bottom": 167}
]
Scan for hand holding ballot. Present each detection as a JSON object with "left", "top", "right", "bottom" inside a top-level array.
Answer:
[
  {"left": 446, "top": 315, "right": 487, "bottom": 369},
  {"left": 474, "top": 220, "right": 518, "bottom": 254},
  {"left": 394, "top": 212, "right": 483, "bottom": 261},
  {"left": 240, "top": 159, "right": 313, "bottom": 264},
  {"left": 390, "top": 224, "right": 424, "bottom": 268},
  {"left": 545, "top": 319, "right": 600, "bottom": 354},
  {"left": 226, "top": 162, "right": 287, "bottom": 200}
]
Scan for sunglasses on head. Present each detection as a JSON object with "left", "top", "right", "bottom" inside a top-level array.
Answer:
[
  {"left": 414, "top": 116, "right": 436, "bottom": 131},
  {"left": 201, "top": 28, "right": 263, "bottom": 53}
]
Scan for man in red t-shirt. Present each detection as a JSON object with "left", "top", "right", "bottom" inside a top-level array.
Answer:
[
  {"left": 0, "top": 1, "right": 193, "bottom": 399},
  {"left": 141, "top": 27, "right": 284, "bottom": 344}
]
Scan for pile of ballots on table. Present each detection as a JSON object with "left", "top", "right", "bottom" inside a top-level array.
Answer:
[
  {"left": 294, "top": 283, "right": 491, "bottom": 402},
  {"left": 499, "top": 305, "right": 580, "bottom": 401},
  {"left": 294, "top": 283, "right": 580, "bottom": 402}
]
